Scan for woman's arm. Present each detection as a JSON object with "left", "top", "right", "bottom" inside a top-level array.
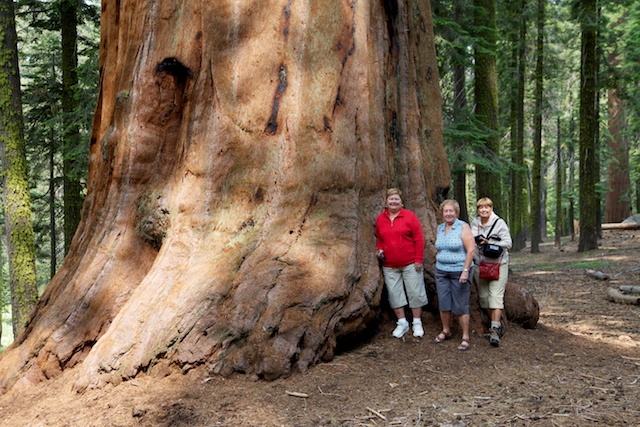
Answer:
[{"left": 459, "top": 223, "right": 476, "bottom": 282}]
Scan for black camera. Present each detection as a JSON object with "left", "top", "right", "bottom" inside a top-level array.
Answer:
[{"left": 475, "top": 235, "right": 485, "bottom": 245}]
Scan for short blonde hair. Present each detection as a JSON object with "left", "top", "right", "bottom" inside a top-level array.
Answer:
[
  {"left": 476, "top": 197, "right": 494, "bottom": 208},
  {"left": 387, "top": 188, "right": 402, "bottom": 198},
  {"left": 440, "top": 199, "right": 460, "bottom": 216}
]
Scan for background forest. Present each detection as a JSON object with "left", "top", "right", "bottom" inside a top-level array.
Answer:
[{"left": 0, "top": 0, "right": 638, "bottom": 349}]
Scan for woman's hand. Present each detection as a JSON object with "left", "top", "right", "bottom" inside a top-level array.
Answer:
[
  {"left": 414, "top": 263, "right": 423, "bottom": 272},
  {"left": 459, "top": 270, "right": 469, "bottom": 283}
]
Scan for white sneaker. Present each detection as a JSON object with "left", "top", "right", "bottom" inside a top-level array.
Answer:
[
  {"left": 412, "top": 323, "right": 424, "bottom": 338},
  {"left": 392, "top": 321, "right": 410, "bottom": 338}
]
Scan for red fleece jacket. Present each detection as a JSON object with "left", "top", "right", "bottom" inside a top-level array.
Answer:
[{"left": 375, "top": 208, "right": 424, "bottom": 268}]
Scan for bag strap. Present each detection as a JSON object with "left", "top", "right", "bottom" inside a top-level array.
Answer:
[{"left": 485, "top": 218, "right": 501, "bottom": 239}]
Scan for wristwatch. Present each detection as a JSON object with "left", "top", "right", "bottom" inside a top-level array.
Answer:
[{"left": 463, "top": 268, "right": 469, "bottom": 272}]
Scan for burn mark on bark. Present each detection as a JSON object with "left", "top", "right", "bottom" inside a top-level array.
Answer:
[
  {"left": 265, "top": 64, "right": 288, "bottom": 134},
  {"left": 342, "top": 1, "right": 357, "bottom": 67},
  {"left": 155, "top": 57, "right": 194, "bottom": 86},
  {"left": 238, "top": 219, "right": 255, "bottom": 231},
  {"left": 333, "top": 2, "right": 356, "bottom": 115},
  {"left": 436, "top": 186, "right": 449, "bottom": 204},
  {"left": 323, "top": 116, "right": 333, "bottom": 132},
  {"left": 332, "top": 86, "right": 342, "bottom": 115},
  {"left": 254, "top": 187, "right": 264, "bottom": 203},
  {"left": 390, "top": 111, "right": 399, "bottom": 148},
  {"left": 283, "top": 0, "right": 292, "bottom": 41},
  {"left": 383, "top": 0, "right": 399, "bottom": 49}
]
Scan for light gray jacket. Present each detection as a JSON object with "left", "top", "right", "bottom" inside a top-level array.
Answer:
[{"left": 470, "top": 212, "right": 512, "bottom": 265}]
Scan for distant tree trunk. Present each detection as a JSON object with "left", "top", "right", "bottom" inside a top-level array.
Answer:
[
  {"left": 605, "top": 89, "right": 630, "bottom": 222},
  {"left": 49, "top": 127, "right": 57, "bottom": 279},
  {"left": 530, "top": 0, "right": 545, "bottom": 253},
  {"left": 578, "top": 0, "right": 598, "bottom": 251},
  {"left": 0, "top": 0, "right": 39, "bottom": 337},
  {"left": 473, "top": 0, "right": 501, "bottom": 213},
  {"left": 568, "top": 113, "right": 576, "bottom": 240},
  {"left": 604, "top": 30, "right": 631, "bottom": 223},
  {"left": 60, "top": 0, "right": 84, "bottom": 254},
  {"left": 555, "top": 117, "right": 563, "bottom": 247},
  {"left": 510, "top": 0, "right": 527, "bottom": 251},
  {"left": 0, "top": 0, "right": 451, "bottom": 391},
  {"left": 452, "top": 0, "right": 469, "bottom": 222}
]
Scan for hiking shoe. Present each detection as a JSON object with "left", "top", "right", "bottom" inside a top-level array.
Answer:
[
  {"left": 392, "top": 321, "right": 410, "bottom": 338},
  {"left": 412, "top": 323, "right": 424, "bottom": 338},
  {"left": 489, "top": 327, "right": 500, "bottom": 347},
  {"left": 485, "top": 326, "right": 505, "bottom": 340}
]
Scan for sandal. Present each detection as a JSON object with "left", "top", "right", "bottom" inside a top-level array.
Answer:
[
  {"left": 433, "top": 331, "right": 452, "bottom": 343},
  {"left": 457, "top": 339, "right": 470, "bottom": 351}
]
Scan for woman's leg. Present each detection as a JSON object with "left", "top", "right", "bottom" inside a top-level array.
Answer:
[{"left": 439, "top": 310, "right": 451, "bottom": 335}]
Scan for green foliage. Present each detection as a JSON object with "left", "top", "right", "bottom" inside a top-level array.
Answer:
[
  {"left": 17, "top": 0, "right": 99, "bottom": 287},
  {"left": 436, "top": 0, "right": 638, "bottom": 244}
]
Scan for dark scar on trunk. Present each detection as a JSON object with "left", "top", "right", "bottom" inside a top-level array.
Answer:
[
  {"left": 265, "top": 64, "right": 288, "bottom": 134},
  {"left": 155, "top": 57, "right": 194, "bottom": 85}
]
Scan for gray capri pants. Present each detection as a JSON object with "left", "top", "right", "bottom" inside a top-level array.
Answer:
[
  {"left": 382, "top": 264, "right": 428, "bottom": 309},
  {"left": 435, "top": 268, "right": 472, "bottom": 315}
]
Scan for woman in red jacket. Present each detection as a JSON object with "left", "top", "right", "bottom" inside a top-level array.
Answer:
[{"left": 376, "top": 188, "right": 428, "bottom": 338}]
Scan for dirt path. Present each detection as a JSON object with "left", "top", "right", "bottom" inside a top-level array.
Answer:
[{"left": 1, "top": 230, "right": 639, "bottom": 426}]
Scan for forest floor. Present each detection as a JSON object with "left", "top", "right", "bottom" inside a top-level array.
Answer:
[{"left": 1, "top": 230, "right": 639, "bottom": 427}]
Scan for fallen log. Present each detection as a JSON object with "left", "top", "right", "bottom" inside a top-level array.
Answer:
[
  {"left": 607, "top": 288, "right": 640, "bottom": 305},
  {"left": 619, "top": 285, "right": 640, "bottom": 294},
  {"left": 601, "top": 222, "right": 640, "bottom": 230},
  {"left": 613, "top": 267, "right": 640, "bottom": 279},
  {"left": 585, "top": 269, "right": 609, "bottom": 280}
]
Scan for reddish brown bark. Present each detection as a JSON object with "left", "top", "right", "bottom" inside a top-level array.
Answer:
[
  {"left": 605, "top": 87, "right": 631, "bottom": 223},
  {"left": 0, "top": 0, "right": 450, "bottom": 392}
]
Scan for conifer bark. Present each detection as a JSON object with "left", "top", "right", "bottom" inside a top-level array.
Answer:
[
  {"left": 578, "top": 0, "right": 599, "bottom": 251},
  {"left": 0, "top": 0, "right": 39, "bottom": 337},
  {"left": 473, "top": 0, "right": 501, "bottom": 213}
]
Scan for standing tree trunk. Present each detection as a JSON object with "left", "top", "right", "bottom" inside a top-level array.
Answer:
[
  {"left": 604, "top": 88, "right": 629, "bottom": 223},
  {"left": 568, "top": 113, "right": 577, "bottom": 240},
  {"left": 0, "top": 0, "right": 450, "bottom": 392},
  {"left": 604, "top": 29, "right": 631, "bottom": 223},
  {"left": 60, "top": 0, "right": 84, "bottom": 254},
  {"left": 555, "top": 117, "right": 563, "bottom": 247},
  {"left": 473, "top": 0, "right": 501, "bottom": 213},
  {"left": 510, "top": 0, "right": 527, "bottom": 251},
  {"left": 0, "top": 0, "right": 39, "bottom": 338},
  {"left": 578, "top": 0, "right": 599, "bottom": 251},
  {"left": 451, "top": 0, "right": 469, "bottom": 222},
  {"left": 530, "top": 0, "right": 545, "bottom": 253}
]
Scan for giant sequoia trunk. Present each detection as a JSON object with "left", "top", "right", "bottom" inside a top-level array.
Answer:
[{"left": 0, "top": 0, "right": 449, "bottom": 391}]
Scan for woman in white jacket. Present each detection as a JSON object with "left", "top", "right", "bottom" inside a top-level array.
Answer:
[{"left": 471, "top": 197, "right": 512, "bottom": 347}]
